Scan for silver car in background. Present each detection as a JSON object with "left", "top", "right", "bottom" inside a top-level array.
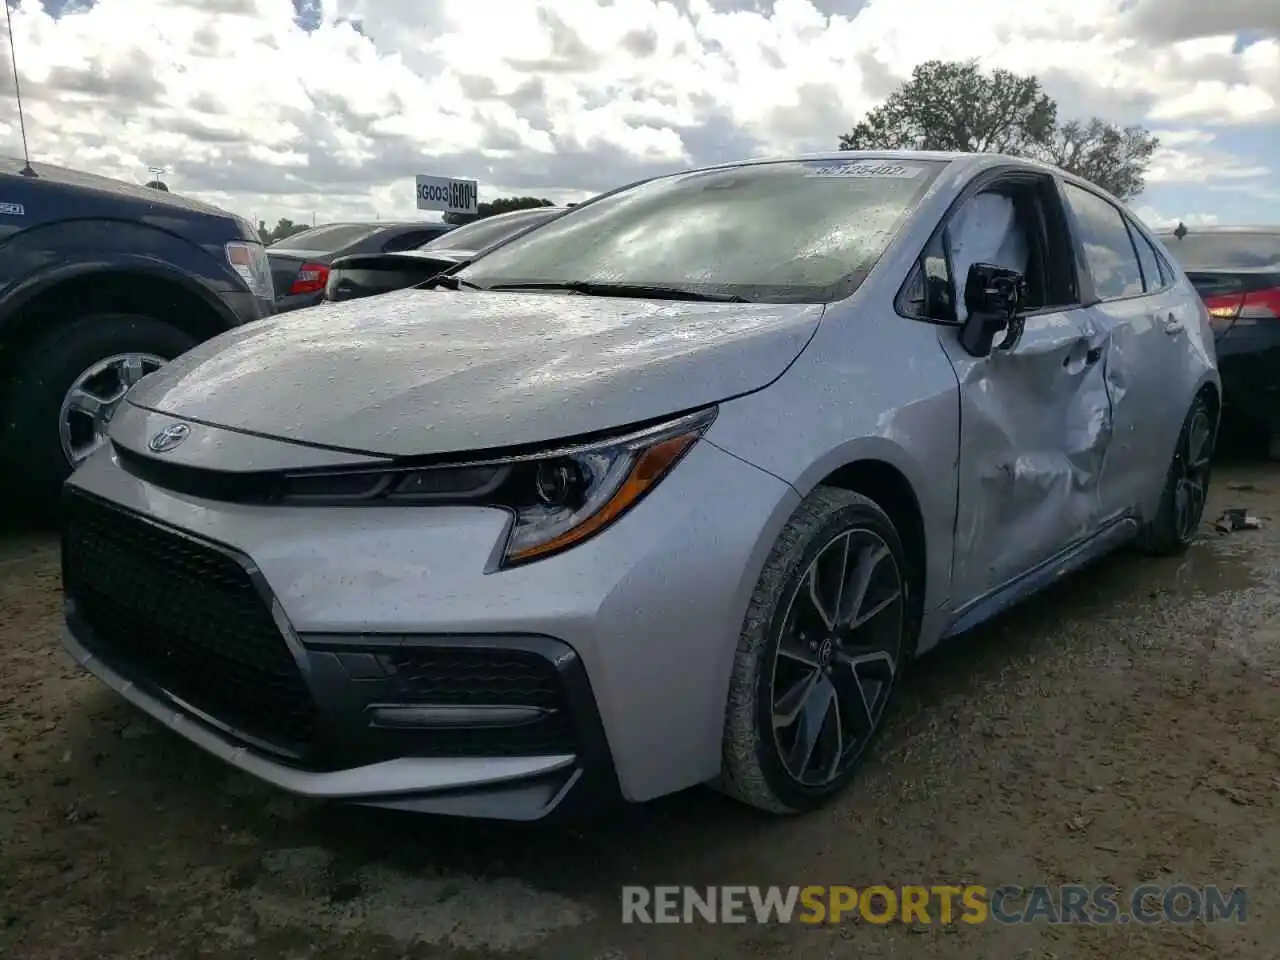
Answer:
[{"left": 60, "top": 152, "right": 1218, "bottom": 820}]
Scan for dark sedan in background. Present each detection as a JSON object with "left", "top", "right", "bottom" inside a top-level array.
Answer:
[
  {"left": 268, "top": 221, "right": 455, "bottom": 313},
  {"left": 325, "top": 206, "right": 567, "bottom": 304},
  {"left": 1159, "top": 225, "right": 1280, "bottom": 456}
]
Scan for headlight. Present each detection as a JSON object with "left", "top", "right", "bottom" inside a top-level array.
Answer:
[{"left": 278, "top": 407, "right": 716, "bottom": 566}]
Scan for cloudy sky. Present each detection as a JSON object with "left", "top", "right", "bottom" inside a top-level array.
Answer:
[{"left": 1, "top": 0, "right": 1277, "bottom": 232}]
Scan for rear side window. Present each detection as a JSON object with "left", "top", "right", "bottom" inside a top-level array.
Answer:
[
  {"left": 382, "top": 229, "right": 449, "bottom": 253},
  {"left": 1160, "top": 231, "right": 1280, "bottom": 270},
  {"left": 1061, "top": 183, "right": 1144, "bottom": 300},
  {"left": 1127, "top": 222, "right": 1165, "bottom": 293},
  {"left": 423, "top": 209, "right": 556, "bottom": 252},
  {"left": 269, "top": 224, "right": 378, "bottom": 253}
]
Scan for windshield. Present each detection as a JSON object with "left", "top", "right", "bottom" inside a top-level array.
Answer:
[
  {"left": 456, "top": 158, "right": 945, "bottom": 303},
  {"left": 1160, "top": 231, "right": 1280, "bottom": 270},
  {"left": 420, "top": 208, "right": 558, "bottom": 253},
  {"left": 270, "top": 224, "right": 378, "bottom": 253}
]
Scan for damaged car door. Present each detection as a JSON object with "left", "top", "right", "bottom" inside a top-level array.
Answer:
[
  {"left": 935, "top": 176, "right": 1114, "bottom": 612},
  {"left": 1058, "top": 182, "right": 1190, "bottom": 522}
]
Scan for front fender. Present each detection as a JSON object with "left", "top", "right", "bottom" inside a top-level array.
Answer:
[{"left": 0, "top": 219, "right": 244, "bottom": 337}]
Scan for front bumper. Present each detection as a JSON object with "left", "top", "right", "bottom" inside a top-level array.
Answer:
[
  {"left": 60, "top": 433, "right": 799, "bottom": 818},
  {"left": 62, "top": 612, "right": 615, "bottom": 820}
]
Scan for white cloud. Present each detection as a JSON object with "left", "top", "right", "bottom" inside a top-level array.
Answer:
[
  {"left": 1146, "top": 130, "right": 1270, "bottom": 183},
  {"left": 0, "top": 0, "right": 1275, "bottom": 227},
  {"left": 1133, "top": 204, "right": 1220, "bottom": 230}
]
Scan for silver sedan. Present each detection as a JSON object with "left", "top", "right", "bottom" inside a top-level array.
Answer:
[{"left": 59, "top": 151, "right": 1218, "bottom": 820}]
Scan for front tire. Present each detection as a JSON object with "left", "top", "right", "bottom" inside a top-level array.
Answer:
[
  {"left": 1136, "top": 394, "right": 1215, "bottom": 556},
  {"left": 0, "top": 313, "right": 196, "bottom": 512},
  {"left": 717, "top": 487, "right": 912, "bottom": 814}
]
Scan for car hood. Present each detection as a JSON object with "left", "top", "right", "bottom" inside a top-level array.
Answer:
[{"left": 126, "top": 288, "right": 824, "bottom": 458}]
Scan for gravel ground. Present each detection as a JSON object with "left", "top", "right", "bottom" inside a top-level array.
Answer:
[{"left": 3, "top": 461, "right": 1279, "bottom": 959}]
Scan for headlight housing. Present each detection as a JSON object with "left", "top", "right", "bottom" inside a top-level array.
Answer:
[{"left": 278, "top": 407, "right": 716, "bottom": 567}]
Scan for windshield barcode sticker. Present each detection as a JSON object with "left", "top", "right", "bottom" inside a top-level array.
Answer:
[{"left": 805, "top": 162, "right": 922, "bottom": 179}]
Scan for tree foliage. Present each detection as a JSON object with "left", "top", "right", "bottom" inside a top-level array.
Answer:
[
  {"left": 144, "top": 179, "right": 170, "bottom": 192},
  {"left": 1030, "top": 119, "right": 1160, "bottom": 202},
  {"left": 257, "top": 217, "right": 309, "bottom": 245},
  {"left": 444, "top": 195, "right": 554, "bottom": 226},
  {"left": 838, "top": 59, "right": 1159, "bottom": 199}
]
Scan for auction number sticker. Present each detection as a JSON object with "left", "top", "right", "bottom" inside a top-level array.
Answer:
[{"left": 805, "top": 162, "right": 923, "bottom": 179}]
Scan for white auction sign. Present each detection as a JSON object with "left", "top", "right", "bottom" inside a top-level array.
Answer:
[{"left": 415, "top": 175, "right": 479, "bottom": 215}]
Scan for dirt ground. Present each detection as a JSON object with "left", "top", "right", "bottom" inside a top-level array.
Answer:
[{"left": 3, "top": 461, "right": 1280, "bottom": 960}]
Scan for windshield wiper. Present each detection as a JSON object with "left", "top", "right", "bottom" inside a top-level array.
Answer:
[
  {"left": 425, "top": 273, "right": 483, "bottom": 291},
  {"left": 485, "top": 281, "right": 751, "bottom": 303}
]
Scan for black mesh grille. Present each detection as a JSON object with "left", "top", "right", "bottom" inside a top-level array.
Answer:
[
  {"left": 380, "top": 647, "right": 577, "bottom": 757},
  {"left": 61, "top": 490, "right": 316, "bottom": 756}
]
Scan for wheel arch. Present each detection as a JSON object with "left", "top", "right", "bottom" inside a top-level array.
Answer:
[
  {"left": 809, "top": 457, "right": 929, "bottom": 651},
  {"left": 1195, "top": 376, "right": 1221, "bottom": 431},
  {"left": 0, "top": 263, "right": 235, "bottom": 366}
]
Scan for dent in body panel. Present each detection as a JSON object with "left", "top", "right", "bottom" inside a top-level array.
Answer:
[
  {"left": 941, "top": 309, "right": 1113, "bottom": 609},
  {"left": 1090, "top": 289, "right": 1212, "bottom": 524}
]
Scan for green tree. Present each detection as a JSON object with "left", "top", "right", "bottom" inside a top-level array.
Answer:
[
  {"left": 144, "top": 179, "right": 169, "bottom": 192},
  {"left": 838, "top": 59, "right": 1159, "bottom": 199},
  {"left": 258, "top": 218, "right": 308, "bottom": 245},
  {"left": 1030, "top": 118, "right": 1160, "bottom": 202},
  {"left": 444, "top": 196, "right": 554, "bottom": 226}
]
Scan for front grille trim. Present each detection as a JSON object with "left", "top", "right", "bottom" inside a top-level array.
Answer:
[
  {"left": 308, "top": 635, "right": 585, "bottom": 759},
  {"left": 61, "top": 487, "right": 319, "bottom": 761}
]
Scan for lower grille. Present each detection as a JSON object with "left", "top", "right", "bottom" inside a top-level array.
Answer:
[
  {"left": 61, "top": 490, "right": 317, "bottom": 756},
  {"left": 379, "top": 646, "right": 578, "bottom": 757}
]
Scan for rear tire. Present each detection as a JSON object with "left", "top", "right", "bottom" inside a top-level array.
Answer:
[
  {"left": 716, "top": 487, "right": 913, "bottom": 814},
  {"left": 1136, "top": 394, "right": 1215, "bottom": 556},
  {"left": 0, "top": 313, "right": 196, "bottom": 513}
]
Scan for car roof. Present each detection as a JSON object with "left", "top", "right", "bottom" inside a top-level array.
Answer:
[
  {"left": 1155, "top": 225, "right": 1280, "bottom": 235},
  {"left": 475, "top": 206, "right": 568, "bottom": 221},
  {"left": 684, "top": 149, "right": 1053, "bottom": 178},
  {"left": 638, "top": 149, "right": 1119, "bottom": 202},
  {"left": 312, "top": 221, "right": 447, "bottom": 232},
  {"left": 0, "top": 156, "right": 239, "bottom": 219}
]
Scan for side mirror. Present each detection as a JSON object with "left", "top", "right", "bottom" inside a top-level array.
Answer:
[{"left": 959, "top": 263, "right": 1026, "bottom": 358}]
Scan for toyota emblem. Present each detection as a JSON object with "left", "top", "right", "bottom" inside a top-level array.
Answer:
[{"left": 148, "top": 422, "right": 190, "bottom": 453}]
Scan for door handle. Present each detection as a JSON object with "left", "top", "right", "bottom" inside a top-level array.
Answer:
[{"left": 1163, "top": 313, "right": 1185, "bottom": 336}]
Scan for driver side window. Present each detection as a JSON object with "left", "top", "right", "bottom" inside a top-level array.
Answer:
[
  {"left": 946, "top": 191, "right": 1032, "bottom": 323},
  {"left": 898, "top": 176, "right": 1067, "bottom": 324},
  {"left": 899, "top": 232, "right": 954, "bottom": 322}
]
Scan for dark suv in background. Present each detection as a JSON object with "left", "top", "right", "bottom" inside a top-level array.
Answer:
[
  {"left": 1159, "top": 225, "right": 1280, "bottom": 456},
  {"left": 0, "top": 158, "right": 275, "bottom": 511},
  {"left": 267, "top": 221, "right": 455, "bottom": 313}
]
